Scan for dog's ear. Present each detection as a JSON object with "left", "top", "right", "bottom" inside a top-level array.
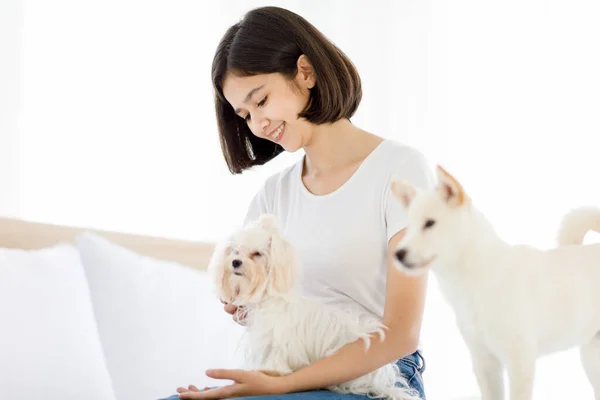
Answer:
[
  {"left": 207, "top": 241, "right": 232, "bottom": 302},
  {"left": 436, "top": 165, "right": 469, "bottom": 207},
  {"left": 266, "top": 230, "right": 299, "bottom": 297},
  {"left": 257, "top": 214, "right": 280, "bottom": 232},
  {"left": 391, "top": 179, "right": 416, "bottom": 209}
]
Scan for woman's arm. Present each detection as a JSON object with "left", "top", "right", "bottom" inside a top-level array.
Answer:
[{"left": 277, "top": 228, "right": 429, "bottom": 393}]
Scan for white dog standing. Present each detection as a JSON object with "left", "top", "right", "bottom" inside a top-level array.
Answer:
[
  {"left": 207, "top": 214, "right": 422, "bottom": 400},
  {"left": 390, "top": 166, "right": 600, "bottom": 400}
]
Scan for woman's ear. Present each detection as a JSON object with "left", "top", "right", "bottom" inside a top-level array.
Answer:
[{"left": 296, "top": 54, "right": 316, "bottom": 89}]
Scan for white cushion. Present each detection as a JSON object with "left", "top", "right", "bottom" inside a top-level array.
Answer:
[
  {"left": 76, "top": 232, "right": 244, "bottom": 400},
  {"left": 0, "top": 243, "right": 117, "bottom": 400}
]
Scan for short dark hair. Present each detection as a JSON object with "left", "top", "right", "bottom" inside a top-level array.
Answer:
[{"left": 211, "top": 6, "right": 362, "bottom": 174}]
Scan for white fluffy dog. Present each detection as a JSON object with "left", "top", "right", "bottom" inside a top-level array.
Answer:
[
  {"left": 207, "top": 214, "right": 422, "bottom": 400},
  {"left": 390, "top": 165, "right": 600, "bottom": 400}
]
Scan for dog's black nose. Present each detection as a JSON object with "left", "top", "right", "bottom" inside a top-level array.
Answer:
[
  {"left": 232, "top": 259, "right": 242, "bottom": 268},
  {"left": 395, "top": 249, "right": 407, "bottom": 263}
]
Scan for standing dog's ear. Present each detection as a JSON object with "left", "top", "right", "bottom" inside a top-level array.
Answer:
[
  {"left": 436, "top": 165, "right": 470, "bottom": 207},
  {"left": 391, "top": 180, "right": 416, "bottom": 209}
]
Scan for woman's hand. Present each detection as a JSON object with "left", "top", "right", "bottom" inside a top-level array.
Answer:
[
  {"left": 176, "top": 385, "right": 210, "bottom": 396},
  {"left": 176, "top": 369, "right": 289, "bottom": 399},
  {"left": 221, "top": 299, "right": 247, "bottom": 325}
]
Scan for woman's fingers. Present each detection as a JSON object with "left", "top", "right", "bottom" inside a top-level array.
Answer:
[{"left": 224, "top": 303, "right": 237, "bottom": 315}]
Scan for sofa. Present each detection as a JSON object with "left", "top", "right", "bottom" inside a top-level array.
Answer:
[{"left": 0, "top": 217, "right": 245, "bottom": 400}]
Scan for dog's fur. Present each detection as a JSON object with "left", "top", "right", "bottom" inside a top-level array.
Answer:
[
  {"left": 207, "top": 214, "right": 422, "bottom": 400},
  {"left": 390, "top": 166, "right": 600, "bottom": 400}
]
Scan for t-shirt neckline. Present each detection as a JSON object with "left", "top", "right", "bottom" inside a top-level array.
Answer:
[{"left": 297, "top": 139, "right": 389, "bottom": 199}]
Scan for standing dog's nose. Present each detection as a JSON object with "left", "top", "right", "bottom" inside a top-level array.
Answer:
[
  {"left": 395, "top": 249, "right": 407, "bottom": 263},
  {"left": 232, "top": 259, "right": 242, "bottom": 268}
]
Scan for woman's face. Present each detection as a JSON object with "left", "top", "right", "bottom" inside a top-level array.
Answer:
[{"left": 222, "top": 57, "right": 316, "bottom": 153}]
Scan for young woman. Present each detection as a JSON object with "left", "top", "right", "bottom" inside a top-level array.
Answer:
[{"left": 168, "top": 6, "right": 435, "bottom": 400}]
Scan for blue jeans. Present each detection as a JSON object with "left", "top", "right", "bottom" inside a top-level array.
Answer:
[{"left": 159, "top": 350, "right": 426, "bottom": 400}]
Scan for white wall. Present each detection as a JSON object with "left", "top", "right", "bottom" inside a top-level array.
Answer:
[
  {"left": 13, "top": 0, "right": 440, "bottom": 242},
  {"left": 443, "top": 0, "right": 600, "bottom": 250},
  {"left": 0, "top": 0, "right": 22, "bottom": 218}
]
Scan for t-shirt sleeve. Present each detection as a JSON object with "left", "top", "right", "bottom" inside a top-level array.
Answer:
[
  {"left": 243, "top": 186, "right": 269, "bottom": 225},
  {"left": 384, "top": 150, "right": 436, "bottom": 242},
  {"left": 243, "top": 175, "right": 277, "bottom": 225}
]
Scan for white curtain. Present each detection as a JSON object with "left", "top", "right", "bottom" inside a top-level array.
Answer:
[{"left": 8, "top": 0, "right": 600, "bottom": 398}]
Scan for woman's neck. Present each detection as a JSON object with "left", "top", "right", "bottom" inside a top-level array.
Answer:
[{"left": 302, "top": 119, "right": 382, "bottom": 176}]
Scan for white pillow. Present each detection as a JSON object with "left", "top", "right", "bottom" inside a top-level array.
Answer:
[
  {"left": 0, "top": 243, "right": 117, "bottom": 400},
  {"left": 76, "top": 232, "right": 245, "bottom": 400}
]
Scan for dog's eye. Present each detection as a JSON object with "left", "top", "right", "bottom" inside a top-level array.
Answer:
[
  {"left": 251, "top": 251, "right": 262, "bottom": 258},
  {"left": 423, "top": 219, "right": 436, "bottom": 229}
]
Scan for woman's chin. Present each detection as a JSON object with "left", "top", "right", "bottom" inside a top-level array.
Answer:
[
  {"left": 278, "top": 140, "right": 303, "bottom": 153},
  {"left": 276, "top": 143, "right": 291, "bottom": 152},
  {"left": 281, "top": 145, "right": 297, "bottom": 153}
]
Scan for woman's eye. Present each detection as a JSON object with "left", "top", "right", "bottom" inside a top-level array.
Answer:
[
  {"left": 257, "top": 96, "right": 267, "bottom": 107},
  {"left": 244, "top": 114, "right": 251, "bottom": 121}
]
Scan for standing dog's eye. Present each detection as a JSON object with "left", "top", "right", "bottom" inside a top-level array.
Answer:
[
  {"left": 251, "top": 251, "right": 262, "bottom": 258},
  {"left": 423, "top": 219, "right": 436, "bottom": 229}
]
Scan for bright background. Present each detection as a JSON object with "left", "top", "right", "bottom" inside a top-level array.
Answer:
[{"left": 2, "top": 0, "right": 600, "bottom": 398}]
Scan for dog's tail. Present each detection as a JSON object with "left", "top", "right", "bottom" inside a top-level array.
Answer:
[{"left": 557, "top": 206, "right": 600, "bottom": 245}]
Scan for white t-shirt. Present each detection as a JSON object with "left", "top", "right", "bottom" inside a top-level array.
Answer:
[{"left": 244, "top": 139, "right": 436, "bottom": 318}]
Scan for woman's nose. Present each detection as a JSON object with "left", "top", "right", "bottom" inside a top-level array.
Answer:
[{"left": 254, "top": 116, "right": 270, "bottom": 136}]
